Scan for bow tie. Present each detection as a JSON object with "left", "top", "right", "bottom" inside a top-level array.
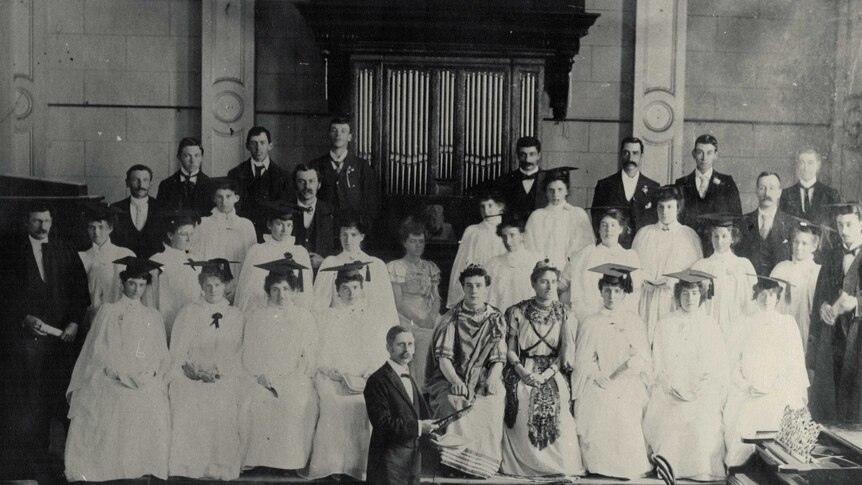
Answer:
[
  {"left": 520, "top": 172, "right": 538, "bottom": 181},
  {"left": 660, "top": 225, "right": 671, "bottom": 232},
  {"left": 211, "top": 312, "right": 222, "bottom": 329},
  {"left": 181, "top": 173, "right": 197, "bottom": 184},
  {"left": 400, "top": 373, "right": 411, "bottom": 379},
  {"left": 844, "top": 246, "right": 860, "bottom": 257}
]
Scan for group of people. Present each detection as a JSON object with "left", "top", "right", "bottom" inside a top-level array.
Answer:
[{"left": 2, "top": 121, "right": 861, "bottom": 485}]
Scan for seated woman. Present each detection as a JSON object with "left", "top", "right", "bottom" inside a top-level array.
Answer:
[
  {"left": 500, "top": 260, "right": 583, "bottom": 477},
  {"left": 632, "top": 186, "right": 703, "bottom": 341},
  {"left": 691, "top": 214, "right": 757, "bottom": 352},
  {"left": 233, "top": 201, "right": 313, "bottom": 312},
  {"left": 387, "top": 216, "right": 441, "bottom": 391},
  {"left": 770, "top": 222, "right": 822, "bottom": 352},
  {"left": 312, "top": 216, "right": 398, "bottom": 323},
  {"left": 168, "top": 259, "right": 245, "bottom": 480},
  {"left": 65, "top": 257, "right": 170, "bottom": 482},
  {"left": 724, "top": 276, "right": 808, "bottom": 468},
  {"left": 426, "top": 264, "right": 507, "bottom": 476},
  {"left": 643, "top": 269, "right": 729, "bottom": 482},
  {"left": 146, "top": 211, "right": 203, "bottom": 342},
  {"left": 524, "top": 170, "right": 594, "bottom": 270},
  {"left": 240, "top": 258, "right": 318, "bottom": 472},
  {"left": 305, "top": 264, "right": 392, "bottom": 480},
  {"left": 563, "top": 208, "right": 642, "bottom": 326},
  {"left": 572, "top": 265, "right": 652, "bottom": 479},
  {"left": 485, "top": 215, "right": 544, "bottom": 312}
]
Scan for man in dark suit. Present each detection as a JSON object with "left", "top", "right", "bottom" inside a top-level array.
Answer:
[
  {"left": 227, "top": 126, "right": 289, "bottom": 241},
  {"left": 309, "top": 117, "right": 381, "bottom": 225},
  {"left": 110, "top": 164, "right": 163, "bottom": 259},
  {"left": 365, "top": 325, "right": 436, "bottom": 485},
  {"left": 736, "top": 172, "right": 795, "bottom": 275},
  {"left": 155, "top": 137, "right": 215, "bottom": 216},
  {"left": 291, "top": 163, "right": 337, "bottom": 269},
  {"left": 675, "top": 134, "right": 742, "bottom": 253},
  {"left": 476, "top": 136, "right": 549, "bottom": 220},
  {"left": 591, "top": 136, "right": 660, "bottom": 244},
  {"left": 807, "top": 202, "right": 862, "bottom": 422},
  {"left": 0, "top": 204, "right": 90, "bottom": 478},
  {"left": 780, "top": 148, "right": 841, "bottom": 224}
]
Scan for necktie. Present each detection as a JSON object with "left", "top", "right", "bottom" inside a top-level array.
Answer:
[
  {"left": 182, "top": 174, "right": 195, "bottom": 201},
  {"left": 38, "top": 243, "right": 48, "bottom": 281},
  {"left": 133, "top": 203, "right": 144, "bottom": 231},
  {"left": 661, "top": 225, "right": 671, "bottom": 232},
  {"left": 335, "top": 161, "right": 344, "bottom": 173},
  {"left": 697, "top": 176, "right": 709, "bottom": 198},
  {"left": 844, "top": 246, "right": 859, "bottom": 257},
  {"left": 254, "top": 165, "right": 264, "bottom": 178},
  {"left": 803, "top": 187, "right": 812, "bottom": 214},
  {"left": 211, "top": 312, "right": 222, "bottom": 329},
  {"left": 760, "top": 214, "right": 772, "bottom": 239}
]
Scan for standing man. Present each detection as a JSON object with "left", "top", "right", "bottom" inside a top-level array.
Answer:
[
  {"left": 111, "top": 164, "right": 162, "bottom": 259},
  {"left": 227, "top": 126, "right": 289, "bottom": 241},
  {"left": 309, "top": 117, "right": 381, "bottom": 225},
  {"left": 591, "top": 136, "right": 660, "bottom": 242},
  {"left": 807, "top": 202, "right": 862, "bottom": 422},
  {"left": 364, "top": 326, "right": 436, "bottom": 485},
  {"left": 737, "top": 172, "right": 795, "bottom": 276},
  {"left": 482, "top": 136, "right": 548, "bottom": 220},
  {"left": 291, "top": 163, "right": 338, "bottom": 270},
  {"left": 675, "top": 134, "right": 742, "bottom": 253},
  {"left": 155, "top": 137, "right": 215, "bottom": 216},
  {"left": 0, "top": 204, "right": 90, "bottom": 478},
  {"left": 780, "top": 148, "right": 840, "bottom": 225}
]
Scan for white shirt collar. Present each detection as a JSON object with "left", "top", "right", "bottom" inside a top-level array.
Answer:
[
  {"left": 387, "top": 360, "right": 410, "bottom": 376},
  {"left": 622, "top": 170, "right": 640, "bottom": 181},
  {"left": 91, "top": 240, "right": 116, "bottom": 252},
  {"left": 799, "top": 178, "right": 817, "bottom": 189},
  {"left": 29, "top": 235, "right": 48, "bottom": 248},
  {"left": 297, "top": 198, "right": 316, "bottom": 210},
  {"left": 180, "top": 168, "right": 199, "bottom": 179},
  {"left": 519, "top": 167, "right": 539, "bottom": 176},
  {"left": 330, "top": 150, "right": 348, "bottom": 164},
  {"left": 758, "top": 205, "right": 778, "bottom": 219},
  {"left": 130, "top": 195, "right": 149, "bottom": 207},
  {"left": 210, "top": 207, "right": 238, "bottom": 220},
  {"left": 251, "top": 156, "right": 271, "bottom": 171},
  {"left": 263, "top": 233, "right": 296, "bottom": 246},
  {"left": 696, "top": 168, "right": 714, "bottom": 180}
]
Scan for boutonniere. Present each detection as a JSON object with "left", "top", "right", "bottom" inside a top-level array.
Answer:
[
  {"left": 642, "top": 185, "right": 649, "bottom": 194},
  {"left": 712, "top": 177, "right": 721, "bottom": 185},
  {"left": 645, "top": 202, "right": 652, "bottom": 209}
]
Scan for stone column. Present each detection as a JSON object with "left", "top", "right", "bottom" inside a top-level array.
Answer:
[
  {"left": 830, "top": 0, "right": 862, "bottom": 201},
  {"left": 201, "top": 0, "right": 255, "bottom": 176},
  {"left": 632, "top": 0, "right": 688, "bottom": 184}
]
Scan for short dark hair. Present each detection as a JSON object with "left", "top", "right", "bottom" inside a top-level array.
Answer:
[
  {"left": 598, "top": 274, "right": 633, "bottom": 294},
  {"left": 620, "top": 136, "right": 644, "bottom": 154},
  {"left": 694, "top": 134, "right": 718, "bottom": 150},
  {"left": 756, "top": 171, "right": 781, "bottom": 185},
  {"left": 212, "top": 178, "right": 239, "bottom": 194},
  {"left": 264, "top": 271, "right": 300, "bottom": 294},
  {"left": 84, "top": 211, "right": 116, "bottom": 228},
  {"left": 338, "top": 214, "right": 367, "bottom": 236},
  {"left": 834, "top": 202, "right": 862, "bottom": 221},
  {"left": 516, "top": 136, "right": 542, "bottom": 153},
  {"left": 126, "top": 164, "right": 153, "bottom": 180},
  {"left": 398, "top": 216, "right": 427, "bottom": 243},
  {"left": 198, "top": 266, "right": 233, "bottom": 285},
  {"left": 477, "top": 190, "right": 507, "bottom": 207},
  {"left": 598, "top": 209, "right": 631, "bottom": 239},
  {"left": 542, "top": 172, "right": 569, "bottom": 192},
  {"left": 176, "top": 137, "right": 204, "bottom": 157},
  {"left": 708, "top": 224, "right": 742, "bottom": 247},
  {"left": 23, "top": 202, "right": 52, "bottom": 220},
  {"left": 459, "top": 265, "right": 491, "bottom": 286},
  {"left": 752, "top": 279, "right": 783, "bottom": 301},
  {"left": 246, "top": 126, "right": 272, "bottom": 144},
  {"left": 120, "top": 268, "right": 152, "bottom": 285},
  {"left": 335, "top": 270, "right": 365, "bottom": 289},
  {"left": 653, "top": 185, "right": 685, "bottom": 214},
  {"left": 496, "top": 215, "right": 527, "bottom": 236},
  {"left": 292, "top": 163, "right": 319, "bottom": 183},
  {"left": 165, "top": 216, "right": 198, "bottom": 238},
  {"left": 673, "top": 280, "right": 709, "bottom": 305},
  {"left": 330, "top": 116, "right": 352, "bottom": 131},
  {"left": 386, "top": 325, "right": 412, "bottom": 346}
]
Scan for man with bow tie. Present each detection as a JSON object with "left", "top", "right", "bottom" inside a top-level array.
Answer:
[
  {"left": 736, "top": 172, "right": 795, "bottom": 276},
  {"left": 591, "top": 137, "right": 660, "bottom": 245},
  {"left": 477, "top": 136, "right": 548, "bottom": 220},
  {"left": 780, "top": 148, "right": 841, "bottom": 255},
  {"left": 227, "top": 126, "right": 290, "bottom": 242},
  {"left": 309, "top": 117, "right": 381, "bottom": 228},
  {"left": 674, "top": 134, "right": 742, "bottom": 254},
  {"left": 155, "top": 137, "right": 216, "bottom": 217},
  {"left": 0, "top": 204, "right": 90, "bottom": 478},
  {"left": 364, "top": 326, "right": 436, "bottom": 485},
  {"left": 291, "top": 163, "right": 338, "bottom": 270},
  {"left": 807, "top": 202, "right": 862, "bottom": 423}
]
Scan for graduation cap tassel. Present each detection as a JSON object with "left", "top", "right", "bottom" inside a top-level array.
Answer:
[
  {"left": 295, "top": 269, "right": 303, "bottom": 292},
  {"left": 366, "top": 265, "right": 371, "bottom": 282}
]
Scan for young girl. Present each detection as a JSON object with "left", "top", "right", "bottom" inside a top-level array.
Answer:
[{"left": 770, "top": 222, "right": 822, "bottom": 352}]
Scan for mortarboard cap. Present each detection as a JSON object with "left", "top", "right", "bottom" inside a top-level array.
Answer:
[
  {"left": 185, "top": 258, "right": 237, "bottom": 281},
  {"left": 824, "top": 201, "right": 862, "bottom": 216},
  {"left": 81, "top": 201, "right": 124, "bottom": 222},
  {"left": 254, "top": 252, "right": 310, "bottom": 291},
  {"left": 320, "top": 260, "right": 372, "bottom": 282},
  {"left": 665, "top": 269, "right": 715, "bottom": 298},
  {"left": 748, "top": 274, "right": 794, "bottom": 301},
  {"left": 589, "top": 262, "right": 638, "bottom": 293},
  {"left": 112, "top": 256, "right": 163, "bottom": 279},
  {"left": 156, "top": 209, "right": 200, "bottom": 225},
  {"left": 585, "top": 205, "right": 630, "bottom": 212},
  {"left": 696, "top": 212, "right": 742, "bottom": 227},
  {"left": 786, "top": 214, "right": 833, "bottom": 235}
]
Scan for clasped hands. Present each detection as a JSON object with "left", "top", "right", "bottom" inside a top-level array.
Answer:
[
  {"left": 516, "top": 365, "right": 553, "bottom": 388},
  {"left": 182, "top": 362, "right": 220, "bottom": 383},
  {"left": 22, "top": 315, "right": 78, "bottom": 342},
  {"left": 449, "top": 376, "right": 502, "bottom": 399},
  {"left": 821, "top": 292, "right": 858, "bottom": 325},
  {"left": 105, "top": 367, "right": 157, "bottom": 389}
]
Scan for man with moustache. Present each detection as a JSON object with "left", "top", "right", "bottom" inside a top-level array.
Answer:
[
  {"left": 590, "top": 137, "right": 660, "bottom": 243},
  {"left": 228, "top": 126, "right": 289, "bottom": 241},
  {"left": 155, "top": 137, "right": 216, "bottom": 216},
  {"left": 807, "top": 202, "right": 862, "bottom": 422},
  {"left": 0, "top": 204, "right": 90, "bottom": 479},
  {"left": 480, "top": 136, "right": 549, "bottom": 220},
  {"left": 736, "top": 172, "right": 795, "bottom": 276},
  {"left": 364, "top": 326, "right": 436, "bottom": 485},
  {"left": 111, "top": 164, "right": 163, "bottom": 259},
  {"left": 291, "top": 163, "right": 337, "bottom": 270}
]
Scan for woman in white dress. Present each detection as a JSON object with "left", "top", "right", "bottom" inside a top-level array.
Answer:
[
  {"left": 446, "top": 193, "right": 507, "bottom": 308},
  {"left": 168, "top": 260, "right": 245, "bottom": 480},
  {"left": 305, "top": 266, "right": 392, "bottom": 480},
  {"left": 312, "top": 217, "right": 398, "bottom": 323},
  {"left": 563, "top": 208, "right": 642, "bottom": 326},
  {"left": 643, "top": 269, "right": 729, "bottom": 482},
  {"left": 632, "top": 186, "right": 703, "bottom": 341},
  {"left": 78, "top": 205, "right": 135, "bottom": 319},
  {"left": 770, "top": 223, "right": 822, "bottom": 352},
  {"left": 387, "top": 216, "right": 441, "bottom": 391},
  {"left": 724, "top": 276, "right": 809, "bottom": 467},
  {"left": 240, "top": 265, "right": 318, "bottom": 472},
  {"left": 65, "top": 258, "right": 170, "bottom": 482},
  {"left": 146, "top": 211, "right": 202, "bottom": 342},
  {"left": 691, "top": 214, "right": 757, "bottom": 351},
  {"left": 485, "top": 216, "right": 544, "bottom": 312},
  {"left": 500, "top": 261, "right": 582, "bottom": 477},
  {"left": 234, "top": 202, "right": 313, "bottom": 312},
  {"left": 524, "top": 171, "right": 594, "bottom": 270},
  {"left": 572, "top": 266, "right": 652, "bottom": 479}
]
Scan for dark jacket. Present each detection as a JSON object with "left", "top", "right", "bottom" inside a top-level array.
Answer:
[
  {"left": 675, "top": 169, "right": 742, "bottom": 252},
  {"left": 779, "top": 180, "right": 840, "bottom": 225},
  {"left": 310, "top": 153, "right": 381, "bottom": 222},
  {"left": 154, "top": 170, "right": 215, "bottom": 217},
  {"left": 364, "top": 363, "right": 431, "bottom": 485},
  {"left": 291, "top": 199, "right": 338, "bottom": 258},
  {"left": 736, "top": 209, "right": 795, "bottom": 276},
  {"left": 591, "top": 170, "right": 661, "bottom": 243},
  {"left": 478, "top": 169, "right": 549, "bottom": 220},
  {"left": 227, "top": 159, "right": 289, "bottom": 241},
  {"left": 110, "top": 196, "right": 163, "bottom": 259}
]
